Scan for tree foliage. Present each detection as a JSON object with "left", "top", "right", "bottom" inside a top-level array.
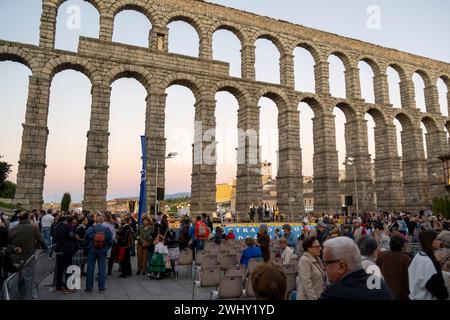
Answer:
[
  {"left": 61, "top": 192, "right": 71, "bottom": 212},
  {"left": 432, "top": 197, "right": 450, "bottom": 218},
  {"left": 0, "top": 181, "right": 16, "bottom": 199},
  {"left": 0, "top": 156, "right": 12, "bottom": 184}
]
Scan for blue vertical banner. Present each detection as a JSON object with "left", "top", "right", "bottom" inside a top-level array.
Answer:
[{"left": 138, "top": 135, "right": 147, "bottom": 225}]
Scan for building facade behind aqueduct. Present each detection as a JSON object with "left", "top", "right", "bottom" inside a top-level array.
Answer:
[{"left": 2, "top": 0, "right": 450, "bottom": 217}]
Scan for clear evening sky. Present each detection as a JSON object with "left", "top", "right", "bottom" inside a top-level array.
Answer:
[{"left": 0, "top": 0, "right": 449, "bottom": 203}]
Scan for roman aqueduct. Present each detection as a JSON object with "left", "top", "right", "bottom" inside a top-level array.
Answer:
[{"left": 1, "top": 0, "right": 450, "bottom": 217}]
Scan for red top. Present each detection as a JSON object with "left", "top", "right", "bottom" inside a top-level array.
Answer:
[
  {"left": 226, "top": 233, "right": 235, "bottom": 240},
  {"left": 194, "top": 221, "right": 210, "bottom": 239}
]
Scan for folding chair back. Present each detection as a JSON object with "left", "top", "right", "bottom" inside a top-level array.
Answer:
[
  {"left": 221, "top": 254, "right": 237, "bottom": 271},
  {"left": 217, "top": 276, "right": 243, "bottom": 299},
  {"left": 226, "top": 265, "right": 246, "bottom": 282},
  {"left": 201, "top": 255, "right": 218, "bottom": 269},
  {"left": 195, "top": 250, "right": 207, "bottom": 266},
  {"left": 178, "top": 249, "right": 193, "bottom": 265},
  {"left": 208, "top": 245, "right": 220, "bottom": 255},
  {"left": 200, "top": 266, "right": 221, "bottom": 287}
]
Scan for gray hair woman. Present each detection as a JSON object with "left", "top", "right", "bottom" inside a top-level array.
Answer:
[{"left": 357, "top": 235, "right": 383, "bottom": 279}]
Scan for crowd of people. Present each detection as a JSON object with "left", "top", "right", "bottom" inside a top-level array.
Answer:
[
  {"left": 0, "top": 209, "right": 181, "bottom": 296},
  {"left": 243, "top": 210, "right": 450, "bottom": 300},
  {"left": 0, "top": 208, "right": 449, "bottom": 300}
]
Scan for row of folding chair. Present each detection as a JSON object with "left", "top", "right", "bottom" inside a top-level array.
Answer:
[{"left": 207, "top": 265, "right": 298, "bottom": 300}]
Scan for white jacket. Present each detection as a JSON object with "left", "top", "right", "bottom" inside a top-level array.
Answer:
[{"left": 408, "top": 251, "right": 439, "bottom": 300}]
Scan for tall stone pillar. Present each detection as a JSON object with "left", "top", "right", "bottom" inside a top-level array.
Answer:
[
  {"left": 145, "top": 92, "right": 167, "bottom": 214},
  {"left": 150, "top": 26, "right": 169, "bottom": 51},
  {"left": 312, "top": 108, "right": 340, "bottom": 215},
  {"left": 400, "top": 79, "right": 416, "bottom": 109},
  {"left": 401, "top": 126, "right": 429, "bottom": 210},
  {"left": 373, "top": 72, "right": 390, "bottom": 105},
  {"left": 39, "top": 0, "right": 58, "bottom": 49},
  {"left": 448, "top": 92, "right": 450, "bottom": 117},
  {"left": 235, "top": 102, "right": 262, "bottom": 219},
  {"left": 241, "top": 43, "right": 256, "bottom": 81},
  {"left": 425, "top": 129, "right": 447, "bottom": 200},
  {"left": 277, "top": 108, "right": 304, "bottom": 217},
  {"left": 314, "top": 61, "right": 330, "bottom": 95},
  {"left": 345, "top": 66, "right": 362, "bottom": 100},
  {"left": 343, "top": 114, "right": 375, "bottom": 213},
  {"left": 15, "top": 75, "right": 51, "bottom": 210},
  {"left": 99, "top": 14, "right": 114, "bottom": 42},
  {"left": 373, "top": 123, "right": 404, "bottom": 211},
  {"left": 280, "top": 53, "right": 295, "bottom": 89},
  {"left": 199, "top": 32, "right": 213, "bottom": 60},
  {"left": 190, "top": 97, "right": 217, "bottom": 216},
  {"left": 424, "top": 84, "right": 441, "bottom": 114},
  {"left": 82, "top": 84, "right": 111, "bottom": 212}
]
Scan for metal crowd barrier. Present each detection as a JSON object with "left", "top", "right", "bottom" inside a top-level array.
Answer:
[
  {"left": 2, "top": 245, "right": 55, "bottom": 300},
  {"left": 2, "top": 254, "right": 34, "bottom": 300}
]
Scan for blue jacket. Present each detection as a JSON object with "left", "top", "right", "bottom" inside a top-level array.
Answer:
[
  {"left": 284, "top": 232, "right": 297, "bottom": 248},
  {"left": 188, "top": 224, "right": 195, "bottom": 240},
  {"left": 240, "top": 246, "right": 262, "bottom": 266},
  {"left": 84, "top": 224, "right": 113, "bottom": 255}
]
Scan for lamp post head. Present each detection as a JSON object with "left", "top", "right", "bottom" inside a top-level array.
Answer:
[{"left": 166, "top": 152, "right": 178, "bottom": 159}]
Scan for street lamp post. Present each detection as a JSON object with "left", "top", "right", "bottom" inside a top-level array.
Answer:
[
  {"left": 344, "top": 157, "right": 359, "bottom": 218},
  {"left": 155, "top": 152, "right": 178, "bottom": 215}
]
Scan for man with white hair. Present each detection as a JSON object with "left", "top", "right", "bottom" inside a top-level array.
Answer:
[{"left": 320, "top": 237, "right": 393, "bottom": 300}]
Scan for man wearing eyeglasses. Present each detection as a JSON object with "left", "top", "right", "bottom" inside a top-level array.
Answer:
[{"left": 320, "top": 237, "right": 394, "bottom": 300}]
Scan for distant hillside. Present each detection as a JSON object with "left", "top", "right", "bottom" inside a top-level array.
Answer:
[
  {"left": 109, "top": 193, "right": 191, "bottom": 201},
  {"left": 166, "top": 192, "right": 191, "bottom": 199}
]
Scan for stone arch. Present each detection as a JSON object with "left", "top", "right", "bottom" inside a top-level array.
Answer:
[
  {"left": 41, "top": 55, "right": 100, "bottom": 84},
  {"left": 109, "top": 1, "right": 154, "bottom": 24},
  {"left": 253, "top": 32, "right": 286, "bottom": 56},
  {"left": 359, "top": 57, "right": 381, "bottom": 76},
  {"left": 387, "top": 63, "right": 408, "bottom": 82},
  {"left": 299, "top": 96, "right": 326, "bottom": 117},
  {"left": 211, "top": 23, "right": 246, "bottom": 45},
  {"left": 328, "top": 50, "right": 352, "bottom": 70},
  {"left": 163, "top": 11, "right": 203, "bottom": 39},
  {"left": 57, "top": 0, "right": 106, "bottom": 13},
  {"left": 292, "top": 41, "right": 321, "bottom": 64},
  {"left": 0, "top": 46, "right": 40, "bottom": 73},
  {"left": 335, "top": 102, "right": 357, "bottom": 123},
  {"left": 365, "top": 106, "right": 388, "bottom": 126},
  {"left": 212, "top": 80, "right": 251, "bottom": 107},
  {"left": 394, "top": 111, "right": 415, "bottom": 131},
  {"left": 421, "top": 115, "right": 440, "bottom": 135},
  {"left": 160, "top": 73, "right": 203, "bottom": 100},
  {"left": 413, "top": 69, "right": 432, "bottom": 87},
  {"left": 105, "top": 65, "right": 153, "bottom": 92},
  {"left": 256, "top": 87, "right": 290, "bottom": 113},
  {"left": 438, "top": 74, "right": 450, "bottom": 89}
]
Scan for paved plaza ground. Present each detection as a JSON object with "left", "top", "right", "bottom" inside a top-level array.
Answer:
[{"left": 37, "top": 255, "right": 217, "bottom": 300}]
